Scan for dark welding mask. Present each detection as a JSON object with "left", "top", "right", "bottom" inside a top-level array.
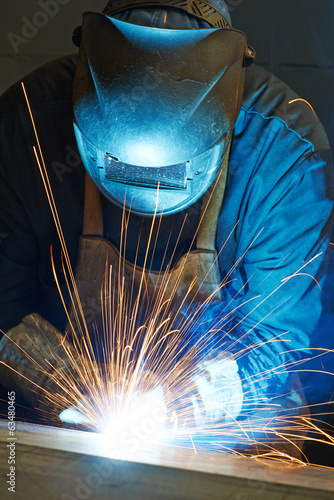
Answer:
[{"left": 73, "top": 6, "right": 254, "bottom": 216}]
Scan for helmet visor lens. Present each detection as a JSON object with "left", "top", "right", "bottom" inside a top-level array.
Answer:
[
  {"left": 104, "top": 156, "right": 187, "bottom": 190},
  {"left": 76, "top": 123, "right": 224, "bottom": 184}
]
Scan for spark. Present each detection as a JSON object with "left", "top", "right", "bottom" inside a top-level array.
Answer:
[
  {"left": 2, "top": 82, "right": 333, "bottom": 466},
  {"left": 288, "top": 98, "right": 318, "bottom": 120}
]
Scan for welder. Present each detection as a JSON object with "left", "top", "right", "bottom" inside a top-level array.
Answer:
[{"left": 0, "top": 0, "right": 333, "bottom": 452}]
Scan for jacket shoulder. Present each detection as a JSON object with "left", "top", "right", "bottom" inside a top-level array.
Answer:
[
  {"left": 0, "top": 54, "right": 77, "bottom": 122},
  {"left": 241, "top": 65, "right": 330, "bottom": 152}
]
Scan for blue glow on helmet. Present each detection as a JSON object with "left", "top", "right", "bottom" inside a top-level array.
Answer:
[{"left": 73, "top": 13, "right": 250, "bottom": 215}]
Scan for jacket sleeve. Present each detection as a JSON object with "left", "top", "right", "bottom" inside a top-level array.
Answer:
[
  {"left": 0, "top": 161, "right": 43, "bottom": 333},
  {"left": 220, "top": 147, "right": 334, "bottom": 401},
  {"left": 0, "top": 56, "right": 83, "bottom": 334}
]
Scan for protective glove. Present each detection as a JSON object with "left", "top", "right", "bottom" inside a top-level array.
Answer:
[
  {"left": 0, "top": 313, "right": 87, "bottom": 413},
  {"left": 190, "top": 354, "right": 243, "bottom": 427},
  {"left": 161, "top": 352, "right": 243, "bottom": 433}
]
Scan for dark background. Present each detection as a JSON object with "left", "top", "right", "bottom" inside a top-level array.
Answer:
[{"left": 233, "top": 0, "right": 334, "bottom": 152}]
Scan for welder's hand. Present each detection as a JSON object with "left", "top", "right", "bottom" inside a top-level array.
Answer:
[
  {"left": 162, "top": 355, "right": 243, "bottom": 430},
  {"left": 0, "top": 313, "right": 87, "bottom": 412},
  {"left": 191, "top": 355, "right": 243, "bottom": 427}
]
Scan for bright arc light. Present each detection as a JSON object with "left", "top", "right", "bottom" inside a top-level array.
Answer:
[
  {"left": 102, "top": 386, "right": 168, "bottom": 458},
  {"left": 59, "top": 387, "right": 168, "bottom": 458}
]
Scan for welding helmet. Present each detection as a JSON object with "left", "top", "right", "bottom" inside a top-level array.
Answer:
[{"left": 73, "top": 3, "right": 255, "bottom": 217}]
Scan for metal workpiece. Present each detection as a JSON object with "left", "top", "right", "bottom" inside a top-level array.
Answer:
[{"left": 0, "top": 420, "right": 334, "bottom": 499}]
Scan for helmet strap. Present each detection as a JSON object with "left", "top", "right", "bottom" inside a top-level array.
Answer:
[
  {"left": 103, "top": 0, "right": 231, "bottom": 29},
  {"left": 196, "top": 139, "right": 231, "bottom": 251}
]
